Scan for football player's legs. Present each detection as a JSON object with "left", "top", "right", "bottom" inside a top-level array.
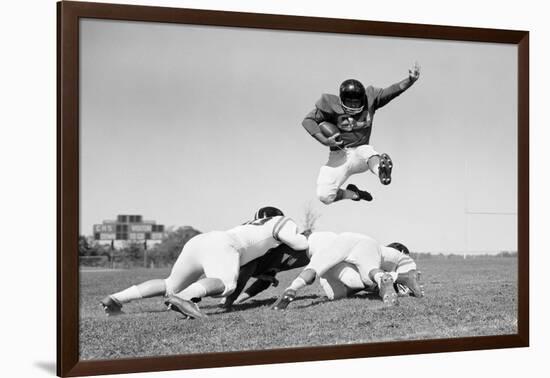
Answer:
[
  {"left": 316, "top": 153, "right": 357, "bottom": 204},
  {"left": 320, "top": 262, "right": 363, "bottom": 300},
  {"left": 349, "top": 145, "right": 379, "bottom": 175},
  {"left": 176, "top": 240, "right": 241, "bottom": 301},
  {"left": 164, "top": 248, "right": 204, "bottom": 296},
  {"left": 346, "top": 237, "right": 385, "bottom": 287},
  {"left": 333, "top": 262, "right": 367, "bottom": 291},
  {"left": 353, "top": 145, "right": 393, "bottom": 186},
  {"left": 316, "top": 166, "right": 350, "bottom": 204},
  {"left": 283, "top": 236, "right": 351, "bottom": 293},
  {"left": 220, "top": 259, "right": 259, "bottom": 307},
  {"left": 319, "top": 275, "right": 348, "bottom": 301},
  {"left": 203, "top": 246, "right": 240, "bottom": 296},
  {"left": 347, "top": 239, "right": 400, "bottom": 305},
  {"left": 107, "top": 279, "right": 166, "bottom": 308},
  {"left": 105, "top": 239, "right": 202, "bottom": 307}
]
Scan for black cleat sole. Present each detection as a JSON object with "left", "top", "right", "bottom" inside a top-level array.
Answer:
[{"left": 378, "top": 153, "right": 393, "bottom": 185}]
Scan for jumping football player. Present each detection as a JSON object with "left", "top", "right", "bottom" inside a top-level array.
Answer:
[
  {"left": 272, "top": 232, "right": 423, "bottom": 310},
  {"left": 302, "top": 62, "right": 421, "bottom": 205},
  {"left": 100, "top": 207, "right": 309, "bottom": 319}
]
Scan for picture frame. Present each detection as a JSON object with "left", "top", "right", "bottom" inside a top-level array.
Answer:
[{"left": 57, "top": 1, "right": 529, "bottom": 376}]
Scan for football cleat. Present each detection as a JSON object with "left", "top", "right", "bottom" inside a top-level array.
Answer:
[
  {"left": 395, "top": 283, "right": 412, "bottom": 297},
  {"left": 164, "top": 295, "right": 207, "bottom": 319},
  {"left": 378, "top": 153, "right": 393, "bottom": 185},
  {"left": 378, "top": 273, "right": 399, "bottom": 306},
  {"left": 396, "top": 270, "right": 424, "bottom": 297},
  {"left": 346, "top": 184, "right": 373, "bottom": 202},
  {"left": 271, "top": 289, "right": 296, "bottom": 310},
  {"left": 99, "top": 296, "right": 124, "bottom": 316}
]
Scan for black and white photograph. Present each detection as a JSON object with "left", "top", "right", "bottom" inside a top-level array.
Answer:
[{"left": 76, "top": 14, "right": 520, "bottom": 361}]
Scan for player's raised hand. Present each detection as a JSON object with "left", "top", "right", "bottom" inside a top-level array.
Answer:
[{"left": 409, "top": 61, "right": 421, "bottom": 82}]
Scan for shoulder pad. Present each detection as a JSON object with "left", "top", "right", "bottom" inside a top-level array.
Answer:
[
  {"left": 365, "top": 85, "right": 377, "bottom": 95},
  {"left": 272, "top": 217, "right": 293, "bottom": 241},
  {"left": 315, "top": 94, "right": 344, "bottom": 114},
  {"left": 365, "top": 85, "right": 382, "bottom": 104}
]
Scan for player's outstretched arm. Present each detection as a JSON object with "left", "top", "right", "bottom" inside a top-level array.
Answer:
[
  {"left": 235, "top": 278, "right": 273, "bottom": 304},
  {"left": 399, "top": 61, "right": 421, "bottom": 90},
  {"left": 375, "top": 61, "right": 421, "bottom": 108},
  {"left": 276, "top": 219, "right": 309, "bottom": 251}
]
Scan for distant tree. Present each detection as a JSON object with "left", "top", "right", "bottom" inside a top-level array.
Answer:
[
  {"left": 302, "top": 202, "right": 321, "bottom": 236},
  {"left": 124, "top": 241, "right": 144, "bottom": 263},
  {"left": 79, "top": 236, "right": 113, "bottom": 267},
  {"left": 497, "top": 251, "right": 517, "bottom": 258},
  {"left": 78, "top": 235, "right": 90, "bottom": 256},
  {"left": 79, "top": 235, "right": 107, "bottom": 256}
]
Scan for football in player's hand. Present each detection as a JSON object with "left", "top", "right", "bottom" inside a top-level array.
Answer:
[{"left": 319, "top": 122, "right": 341, "bottom": 139}]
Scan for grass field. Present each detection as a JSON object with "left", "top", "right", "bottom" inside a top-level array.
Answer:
[{"left": 80, "top": 257, "right": 517, "bottom": 360}]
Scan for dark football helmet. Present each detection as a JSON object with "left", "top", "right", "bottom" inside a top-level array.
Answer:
[
  {"left": 387, "top": 242, "right": 410, "bottom": 255},
  {"left": 254, "top": 206, "right": 284, "bottom": 220},
  {"left": 339, "top": 79, "right": 366, "bottom": 115}
]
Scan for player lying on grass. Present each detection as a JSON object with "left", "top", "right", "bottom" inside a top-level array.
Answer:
[
  {"left": 230, "top": 240, "right": 420, "bottom": 306},
  {"left": 100, "top": 206, "right": 309, "bottom": 319},
  {"left": 318, "top": 241, "right": 423, "bottom": 302},
  {"left": 302, "top": 63, "right": 421, "bottom": 205},
  {"left": 218, "top": 242, "right": 310, "bottom": 309},
  {"left": 271, "top": 232, "right": 423, "bottom": 310}
]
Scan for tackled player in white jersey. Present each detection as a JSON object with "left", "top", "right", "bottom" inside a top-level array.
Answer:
[
  {"left": 100, "top": 207, "right": 309, "bottom": 319},
  {"left": 272, "top": 232, "right": 423, "bottom": 310},
  {"left": 318, "top": 241, "right": 423, "bottom": 302}
]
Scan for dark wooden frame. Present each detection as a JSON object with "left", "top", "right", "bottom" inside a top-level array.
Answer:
[{"left": 57, "top": 1, "right": 529, "bottom": 376}]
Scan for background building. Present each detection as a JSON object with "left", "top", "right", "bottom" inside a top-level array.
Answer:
[{"left": 93, "top": 214, "right": 166, "bottom": 249}]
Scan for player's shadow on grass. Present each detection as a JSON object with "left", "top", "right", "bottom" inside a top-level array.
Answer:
[
  {"left": 236, "top": 294, "right": 320, "bottom": 312},
  {"left": 139, "top": 308, "right": 172, "bottom": 315},
  {"left": 203, "top": 295, "right": 320, "bottom": 313},
  {"left": 348, "top": 292, "right": 381, "bottom": 300},
  {"left": 292, "top": 291, "right": 381, "bottom": 310}
]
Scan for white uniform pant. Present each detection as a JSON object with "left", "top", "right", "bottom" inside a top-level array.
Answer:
[
  {"left": 320, "top": 262, "right": 365, "bottom": 300},
  {"left": 316, "top": 145, "right": 378, "bottom": 204},
  {"left": 164, "top": 232, "right": 240, "bottom": 297},
  {"left": 306, "top": 233, "right": 382, "bottom": 288},
  {"left": 320, "top": 252, "right": 418, "bottom": 300}
]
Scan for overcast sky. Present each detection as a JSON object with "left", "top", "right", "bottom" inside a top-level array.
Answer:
[{"left": 79, "top": 19, "right": 517, "bottom": 253}]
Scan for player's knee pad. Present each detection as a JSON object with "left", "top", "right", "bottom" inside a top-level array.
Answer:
[
  {"left": 300, "top": 268, "right": 317, "bottom": 285},
  {"left": 358, "top": 145, "right": 378, "bottom": 161},
  {"left": 317, "top": 187, "right": 337, "bottom": 205}
]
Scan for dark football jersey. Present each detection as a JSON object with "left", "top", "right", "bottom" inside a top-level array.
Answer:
[
  {"left": 224, "top": 244, "right": 310, "bottom": 304},
  {"left": 302, "top": 83, "right": 406, "bottom": 148}
]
